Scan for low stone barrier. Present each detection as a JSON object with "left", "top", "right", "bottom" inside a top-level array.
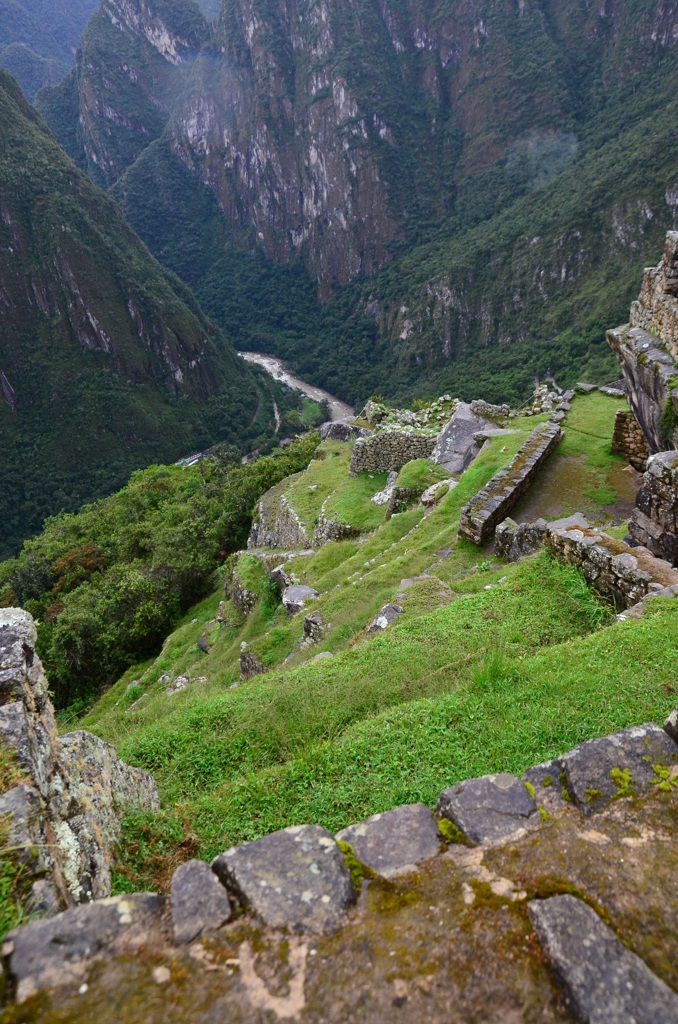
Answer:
[
  {"left": 349, "top": 429, "right": 436, "bottom": 475},
  {"left": 545, "top": 521, "right": 678, "bottom": 609},
  {"left": 628, "top": 450, "right": 678, "bottom": 565},
  {"left": 611, "top": 408, "right": 650, "bottom": 471},
  {"left": 458, "top": 422, "right": 562, "bottom": 545},
  {"left": 313, "top": 512, "right": 360, "bottom": 546},
  {"left": 249, "top": 495, "right": 312, "bottom": 549}
]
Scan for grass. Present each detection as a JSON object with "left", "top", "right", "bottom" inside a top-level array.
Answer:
[
  {"left": 396, "top": 459, "right": 450, "bottom": 490},
  {"left": 63, "top": 392, "right": 674, "bottom": 893},
  {"left": 323, "top": 472, "right": 389, "bottom": 530},
  {"left": 283, "top": 441, "right": 351, "bottom": 525},
  {"left": 0, "top": 744, "right": 32, "bottom": 941}
]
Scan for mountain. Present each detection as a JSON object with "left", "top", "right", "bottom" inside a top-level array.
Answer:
[
  {"left": 0, "top": 0, "right": 221, "bottom": 100},
  {"left": 0, "top": 69, "right": 274, "bottom": 559},
  {"left": 0, "top": 0, "right": 99, "bottom": 99},
  {"left": 38, "top": 0, "right": 678, "bottom": 407}
]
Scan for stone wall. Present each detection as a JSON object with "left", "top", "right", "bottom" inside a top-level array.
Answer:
[
  {"left": 458, "top": 422, "right": 563, "bottom": 545},
  {"left": 0, "top": 609, "right": 159, "bottom": 913},
  {"left": 349, "top": 429, "right": 436, "bottom": 475},
  {"left": 611, "top": 409, "right": 650, "bottom": 471},
  {"left": 312, "top": 511, "right": 360, "bottom": 546},
  {"left": 469, "top": 399, "right": 510, "bottom": 420},
  {"left": 607, "top": 231, "right": 678, "bottom": 452},
  {"left": 545, "top": 523, "right": 678, "bottom": 610},
  {"left": 248, "top": 495, "right": 312, "bottom": 550},
  {"left": 385, "top": 486, "right": 422, "bottom": 520},
  {"left": 628, "top": 450, "right": 678, "bottom": 565}
]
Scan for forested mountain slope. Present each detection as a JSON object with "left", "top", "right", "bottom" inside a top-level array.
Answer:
[
  {"left": 38, "top": 0, "right": 678, "bottom": 406},
  {"left": 0, "top": 70, "right": 274, "bottom": 558}
]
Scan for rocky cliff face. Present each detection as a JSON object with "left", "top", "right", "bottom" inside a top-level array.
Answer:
[
  {"left": 0, "top": 609, "right": 159, "bottom": 913},
  {"left": 608, "top": 231, "right": 678, "bottom": 452}
]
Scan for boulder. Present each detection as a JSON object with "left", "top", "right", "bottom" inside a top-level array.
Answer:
[
  {"left": 212, "top": 825, "right": 355, "bottom": 934},
  {"left": 240, "top": 643, "right": 265, "bottom": 680},
  {"left": 170, "top": 860, "right": 232, "bottom": 945},
  {"left": 432, "top": 402, "right": 491, "bottom": 474},
  {"left": 436, "top": 773, "right": 539, "bottom": 845},
  {"left": 336, "top": 803, "right": 442, "bottom": 878},
  {"left": 282, "top": 585, "right": 319, "bottom": 617},
  {"left": 367, "top": 603, "right": 403, "bottom": 633},
  {"left": 4, "top": 893, "right": 165, "bottom": 1003},
  {"left": 320, "top": 420, "right": 371, "bottom": 442},
  {"left": 528, "top": 894, "right": 678, "bottom": 1024}
]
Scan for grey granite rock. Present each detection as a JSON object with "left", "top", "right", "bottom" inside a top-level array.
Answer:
[
  {"left": 432, "top": 402, "right": 491, "bottom": 474},
  {"left": 336, "top": 803, "right": 441, "bottom": 878},
  {"left": 367, "top": 604, "right": 403, "bottom": 633},
  {"left": 4, "top": 893, "right": 164, "bottom": 1003},
  {"left": 522, "top": 760, "right": 571, "bottom": 816},
  {"left": 528, "top": 894, "right": 678, "bottom": 1023},
  {"left": 436, "top": 773, "right": 539, "bottom": 845},
  {"left": 212, "top": 824, "right": 354, "bottom": 934},
  {"left": 0, "top": 700, "right": 34, "bottom": 775},
  {"left": 0, "top": 785, "right": 47, "bottom": 870},
  {"left": 170, "top": 860, "right": 232, "bottom": 944},
  {"left": 282, "top": 585, "right": 319, "bottom": 617},
  {"left": 559, "top": 723, "right": 678, "bottom": 816},
  {"left": 665, "top": 706, "right": 678, "bottom": 744}
]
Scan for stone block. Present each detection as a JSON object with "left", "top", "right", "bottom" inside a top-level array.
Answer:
[
  {"left": 664, "top": 707, "right": 678, "bottom": 744},
  {"left": 436, "top": 773, "right": 539, "bottom": 845},
  {"left": 559, "top": 724, "right": 678, "bottom": 815},
  {"left": 528, "top": 894, "right": 678, "bottom": 1023},
  {"left": 170, "top": 860, "right": 232, "bottom": 945},
  {"left": 4, "top": 893, "right": 165, "bottom": 1003},
  {"left": 0, "top": 785, "right": 47, "bottom": 871},
  {"left": 212, "top": 825, "right": 354, "bottom": 934},
  {"left": 367, "top": 604, "right": 403, "bottom": 633},
  {"left": 282, "top": 585, "right": 319, "bottom": 617},
  {"left": 336, "top": 803, "right": 442, "bottom": 878}
]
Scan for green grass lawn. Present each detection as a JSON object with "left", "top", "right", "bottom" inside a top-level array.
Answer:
[
  {"left": 396, "top": 458, "right": 450, "bottom": 490},
  {"left": 283, "top": 441, "right": 350, "bottom": 525},
  {"left": 323, "top": 471, "right": 389, "bottom": 530}
]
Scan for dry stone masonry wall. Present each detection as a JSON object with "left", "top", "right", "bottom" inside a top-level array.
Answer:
[
  {"left": 4, "top": 708, "right": 678, "bottom": 1019},
  {"left": 458, "top": 422, "right": 563, "bottom": 545},
  {"left": 611, "top": 408, "right": 650, "bottom": 470},
  {"left": 608, "top": 231, "right": 678, "bottom": 452},
  {"left": 0, "top": 609, "right": 158, "bottom": 913},
  {"left": 349, "top": 429, "right": 436, "bottom": 475},
  {"left": 628, "top": 450, "right": 678, "bottom": 565}
]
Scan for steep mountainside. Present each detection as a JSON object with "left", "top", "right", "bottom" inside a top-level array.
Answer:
[
  {"left": 39, "top": 0, "right": 678, "bottom": 405},
  {"left": 0, "top": 0, "right": 98, "bottom": 98},
  {"left": 0, "top": 69, "right": 274, "bottom": 559}
]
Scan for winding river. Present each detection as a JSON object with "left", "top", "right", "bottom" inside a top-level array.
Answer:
[{"left": 239, "top": 351, "right": 353, "bottom": 423}]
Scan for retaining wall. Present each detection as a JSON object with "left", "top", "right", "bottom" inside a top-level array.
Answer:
[
  {"left": 628, "top": 450, "right": 678, "bottom": 565},
  {"left": 458, "top": 422, "right": 563, "bottom": 545},
  {"left": 611, "top": 409, "right": 649, "bottom": 471},
  {"left": 349, "top": 429, "right": 436, "bottom": 475}
]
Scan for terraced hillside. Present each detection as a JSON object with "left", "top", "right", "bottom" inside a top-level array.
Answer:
[{"left": 55, "top": 388, "right": 675, "bottom": 892}]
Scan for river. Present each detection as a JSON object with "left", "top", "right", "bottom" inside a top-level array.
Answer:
[{"left": 238, "top": 351, "right": 353, "bottom": 423}]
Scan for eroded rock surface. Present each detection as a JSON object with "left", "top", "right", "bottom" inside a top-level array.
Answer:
[
  {"left": 436, "top": 772, "right": 539, "bottom": 845},
  {"left": 0, "top": 609, "right": 159, "bottom": 909},
  {"left": 336, "top": 803, "right": 441, "bottom": 878}
]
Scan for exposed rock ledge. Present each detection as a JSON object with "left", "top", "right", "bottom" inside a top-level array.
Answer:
[{"left": 0, "top": 609, "right": 158, "bottom": 912}]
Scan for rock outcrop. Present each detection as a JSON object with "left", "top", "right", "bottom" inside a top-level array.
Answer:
[
  {"left": 628, "top": 450, "right": 678, "bottom": 565},
  {"left": 608, "top": 232, "right": 678, "bottom": 452},
  {"left": 0, "top": 609, "right": 159, "bottom": 911}
]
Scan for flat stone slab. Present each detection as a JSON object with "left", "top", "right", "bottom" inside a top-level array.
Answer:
[
  {"left": 170, "top": 860, "right": 232, "bottom": 945},
  {"left": 4, "top": 893, "right": 164, "bottom": 1003},
  {"left": 529, "top": 894, "right": 678, "bottom": 1023},
  {"left": 367, "top": 603, "right": 403, "bottom": 633},
  {"left": 211, "top": 825, "right": 354, "bottom": 934},
  {"left": 336, "top": 803, "right": 442, "bottom": 878},
  {"left": 559, "top": 723, "right": 678, "bottom": 816},
  {"left": 576, "top": 382, "right": 597, "bottom": 393},
  {"left": 282, "top": 585, "right": 319, "bottom": 616},
  {"left": 436, "top": 772, "right": 538, "bottom": 845},
  {"left": 432, "top": 402, "right": 491, "bottom": 474}
]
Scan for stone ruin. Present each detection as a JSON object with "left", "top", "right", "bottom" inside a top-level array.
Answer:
[{"left": 608, "top": 230, "right": 678, "bottom": 452}]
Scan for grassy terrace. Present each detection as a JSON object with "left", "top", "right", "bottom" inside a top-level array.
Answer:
[{"left": 65, "top": 391, "right": 677, "bottom": 893}]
